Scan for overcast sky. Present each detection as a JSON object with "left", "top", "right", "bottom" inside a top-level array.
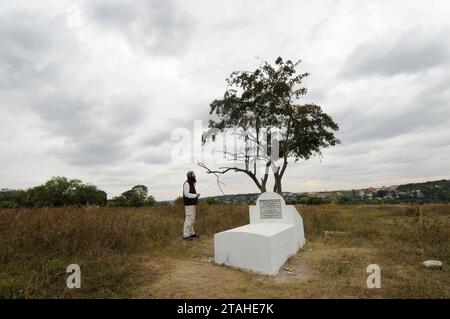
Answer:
[{"left": 1, "top": 0, "right": 449, "bottom": 200}]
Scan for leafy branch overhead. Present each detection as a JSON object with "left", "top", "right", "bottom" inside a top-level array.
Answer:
[{"left": 200, "top": 57, "right": 341, "bottom": 194}]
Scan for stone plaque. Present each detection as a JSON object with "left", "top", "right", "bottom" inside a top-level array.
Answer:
[{"left": 259, "top": 199, "right": 282, "bottom": 219}]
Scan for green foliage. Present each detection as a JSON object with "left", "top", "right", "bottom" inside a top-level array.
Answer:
[
  {"left": 285, "top": 195, "right": 330, "bottom": 205},
  {"left": 146, "top": 195, "right": 156, "bottom": 206},
  {"left": 303, "top": 196, "right": 330, "bottom": 205},
  {"left": 108, "top": 185, "right": 155, "bottom": 207},
  {"left": 72, "top": 184, "right": 107, "bottom": 207},
  {"left": 205, "top": 57, "right": 340, "bottom": 193},
  {"left": 397, "top": 179, "right": 450, "bottom": 203},
  {"left": 335, "top": 180, "right": 450, "bottom": 205},
  {"left": 211, "top": 58, "right": 342, "bottom": 158},
  {"left": 0, "top": 189, "right": 28, "bottom": 207},
  {"left": 337, "top": 196, "right": 352, "bottom": 204},
  {"left": 0, "top": 201, "right": 19, "bottom": 208},
  {"left": 0, "top": 177, "right": 107, "bottom": 208}
]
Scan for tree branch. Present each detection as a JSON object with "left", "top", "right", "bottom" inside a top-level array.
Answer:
[{"left": 197, "top": 161, "right": 263, "bottom": 192}]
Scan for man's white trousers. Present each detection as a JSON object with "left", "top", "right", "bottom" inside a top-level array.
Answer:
[{"left": 183, "top": 205, "right": 196, "bottom": 238}]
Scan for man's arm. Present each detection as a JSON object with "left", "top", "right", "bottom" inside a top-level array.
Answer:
[{"left": 183, "top": 183, "right": 198, "bottom": 199}]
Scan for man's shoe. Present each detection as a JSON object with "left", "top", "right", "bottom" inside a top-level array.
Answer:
[
  {"left": 190, "top": 234, "right": 200, "bottom": 239},
  {"left": 183, "top": 236, "right": 194, "bottom": 241}
]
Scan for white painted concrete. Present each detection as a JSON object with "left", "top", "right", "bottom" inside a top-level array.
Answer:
[{"left": 214, "top": 192, "right": 305, "bottom": 275}]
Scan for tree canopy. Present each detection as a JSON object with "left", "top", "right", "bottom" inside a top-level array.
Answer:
[
  {"left": 0, "top": 178, "right": 157, "bottom": 208},
  {"left": 201, "top": 57, "right": 340, "bottom": 194},
  {"left": 0, "top": 176, "right": 107, "bottom": 208},
  {"left": 110, "top": 185, "right": 156, "bottom": 207}
]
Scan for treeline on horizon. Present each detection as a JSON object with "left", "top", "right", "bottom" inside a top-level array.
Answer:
[
  {"left": 0, "top": 177, "right": 156, "bottom": 208},
  {"left": 2, "top": 177, "right": 449, "bottom": 209},
  {"left": 200, "top": 179, "right": 450, "bottom": 205}
]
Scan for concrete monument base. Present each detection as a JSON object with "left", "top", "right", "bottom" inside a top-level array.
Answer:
[{"left": 214, "top": 192, "right": 305, "bottom": 275}]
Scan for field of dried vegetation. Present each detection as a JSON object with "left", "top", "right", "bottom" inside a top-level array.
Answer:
[{"left": 0, "top": 204, "right": 449, "bottom": 298}]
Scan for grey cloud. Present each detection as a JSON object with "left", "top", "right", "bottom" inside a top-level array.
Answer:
[
  {"left": 0, "top": 4, "right": 152, "bottom": 167},
  {"left": 141, "top": 151, "right": 172, "bottom": 165},
  {"left": 87, "top": 0, "right": 193, "bottom": 56},
  {"left": 136, "top": 142, "right": 173, "bottom": 165},
  {"left": 54, "top": 139, "right": 128, "bottom": 166},
  {"left": 292, "top": 138, "right": 449, "bottom": 190},
  {"left": 0, "top": 8, "right": 79, "bottom": 90},
  {"left": 136, "top": 101, "right": 223, "bottom": 167},
  {"left": 336, "top": 73, "right": 450, "bottom": 144},
  {"left": 142, "top": 131, "right": 172, "bottom": 147},
  {"left": 342, "top": 26, "right": 450, "bottom": 78},
  {"left": 139, "top": 100, "right": 212, "bottom": 149},
  {"left": 34, "top": 94, "right": 148, "bottom": 166},
  {"left": 1, "top": 1, "right": 450, "bottom": 200}
]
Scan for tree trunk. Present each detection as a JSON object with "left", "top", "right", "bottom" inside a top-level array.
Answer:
[
  {"left": 273, "top": 174, "right": 282, "bottom": 194},
  {"left": 277, "top": 179, "right": 282, "bottom": 194},
  {"left": 275, "top": 177, "right": 282, "bottom": 194}
]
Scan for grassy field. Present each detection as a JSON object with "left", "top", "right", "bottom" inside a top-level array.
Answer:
[{"left": 0, "top": 204, "right": 449, "bottom": 298}]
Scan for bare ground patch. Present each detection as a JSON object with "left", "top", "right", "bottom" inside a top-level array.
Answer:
[{"left": 133, "top": 238, "right": 380, "bottom": 298}]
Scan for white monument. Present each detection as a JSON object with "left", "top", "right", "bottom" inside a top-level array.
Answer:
[{"left": 214, "top": 192, "right": 305, "bottom": 275}]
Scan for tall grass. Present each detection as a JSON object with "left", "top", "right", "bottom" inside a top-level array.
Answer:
[
  {"left": 0, "top": 204, "right": 448, "bottom": 298},
  {"left": 0, "top": 204, "right": 248, "bottom": 298}
]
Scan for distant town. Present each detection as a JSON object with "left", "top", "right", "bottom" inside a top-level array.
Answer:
[{"left": 166, "top": 179, "right": 450, "bottom": 205}]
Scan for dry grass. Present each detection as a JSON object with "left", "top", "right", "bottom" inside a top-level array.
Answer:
[{"left": 0, "top": 204, "right": 449, "bottom": 298}]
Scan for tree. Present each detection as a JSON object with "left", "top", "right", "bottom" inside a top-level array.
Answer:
[
  {"left": 0, "top": 188, "right": 27, "bottom": 208},
  {"left": 109, "top": 195, "right": 129, "bottom": 207},
  {"left": 72, "top": 184, "right": 107, "bottom": 207},
  {"left": 131, "top": 185, "right": 148, "bottom": 198},
  {"left": 337, "top": 196, "right": 351, "bottom": 204},
  {"left": 199, "top": 57, "right": 340, "bottom": 194},
  {"left": 111, "top": 185, "right": 155, "bottom": 207},
  {"left": 1, "top": 177, "right": 108, "bottom": 208},
  {"left": 42, "top": 176, "right": 79, "bottom": 206},
  {"left": 146, "top": 195, "right": 156, "bottom": 206},
  {"left": 126, "top": 185, "right": 147, "bottom": 207}
]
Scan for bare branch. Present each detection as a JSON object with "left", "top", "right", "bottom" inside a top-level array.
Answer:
[
  {"left": 197, "top": 161, "right": 263, "bottom": 192},
  {"left": 197, "top": 162, "right": 226, "bottom": 195}
]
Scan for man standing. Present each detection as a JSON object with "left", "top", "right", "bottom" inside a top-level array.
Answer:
[{"left": 183, "top": 171, "right": 200, "bottom": 241}]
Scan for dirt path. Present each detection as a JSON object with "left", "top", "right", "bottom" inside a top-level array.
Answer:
[{"left": 132, "top": 236, "right": 378, "bottom": 298}]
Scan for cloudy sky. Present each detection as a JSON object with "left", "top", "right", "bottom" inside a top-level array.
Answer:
[{"left": 1, "top": 0, "right": 449, "bottom": 200}]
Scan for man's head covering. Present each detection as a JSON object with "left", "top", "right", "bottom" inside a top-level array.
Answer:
[{"left": 186, "top": 171, "right": 196, "bottom": 183}]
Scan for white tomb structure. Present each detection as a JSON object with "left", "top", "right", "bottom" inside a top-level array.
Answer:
[{"left": 214, "top": 192, "right": 305, "bottom": 275}]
